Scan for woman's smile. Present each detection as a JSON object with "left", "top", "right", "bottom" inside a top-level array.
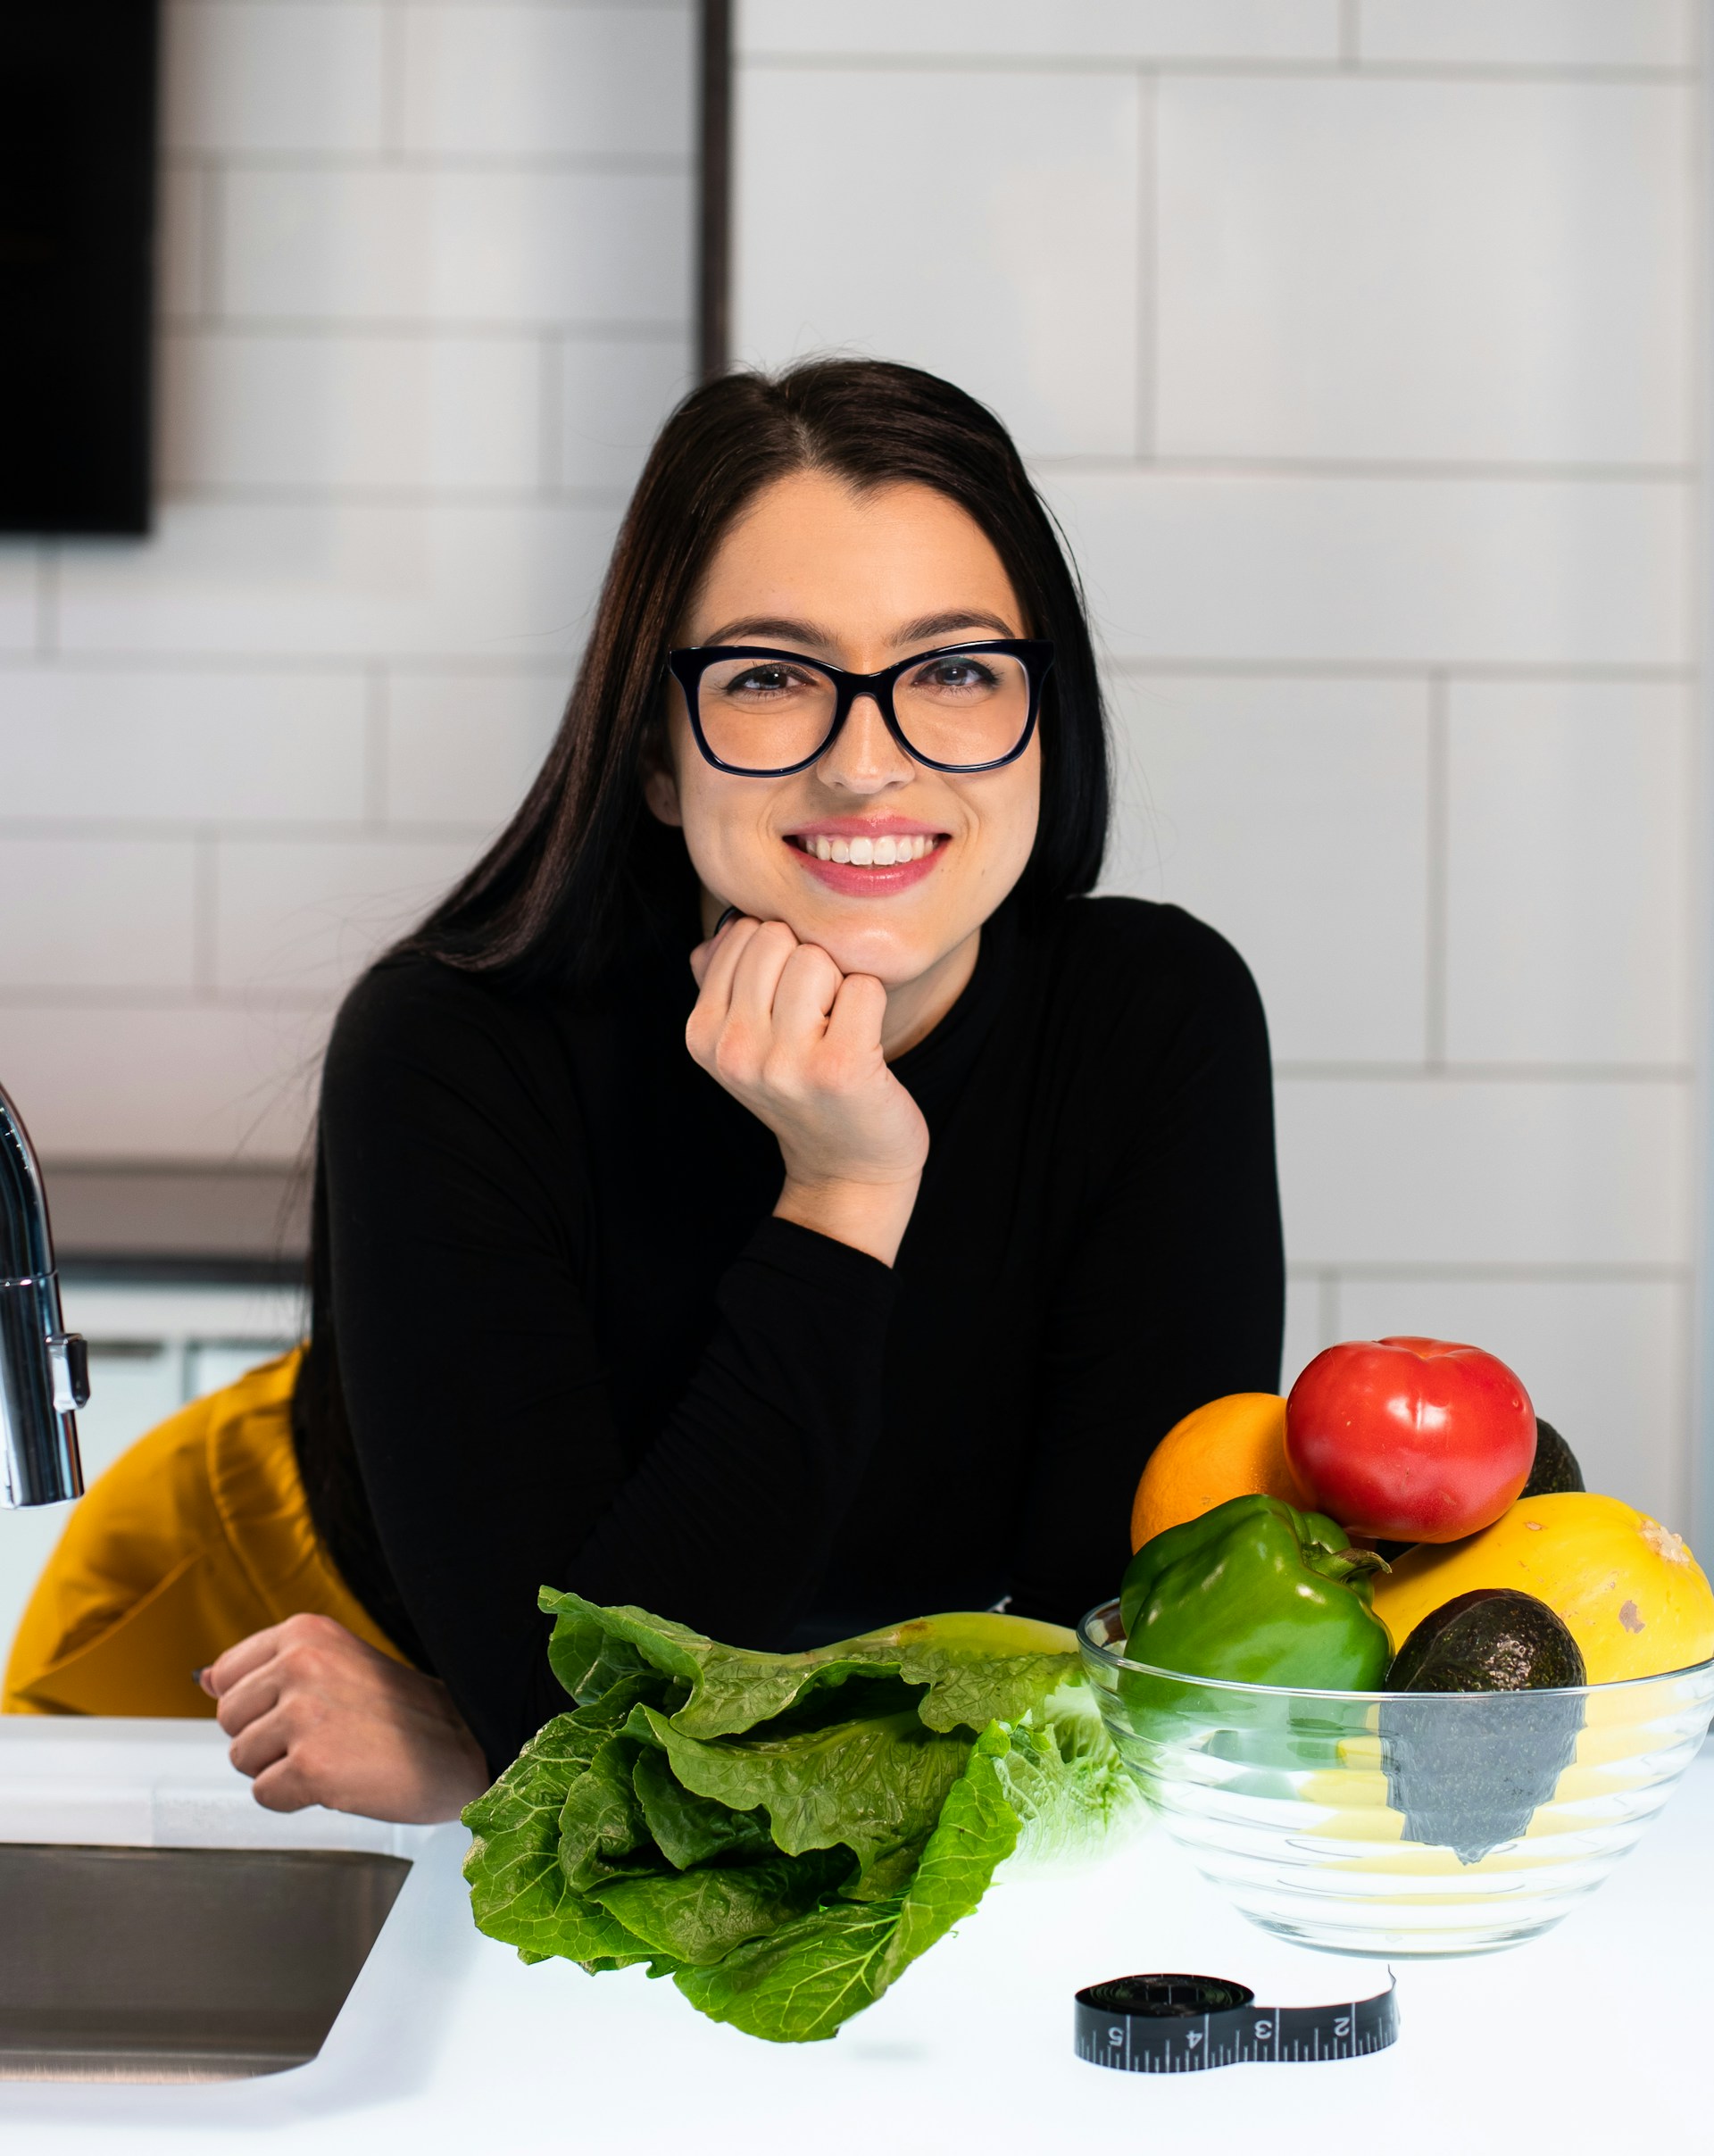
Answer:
[{"left": 785, "top": 816, "right": 949, "bottom": 895}]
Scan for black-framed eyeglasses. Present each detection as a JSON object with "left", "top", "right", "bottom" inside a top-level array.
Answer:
[{"left": 666, "top": 639, "right": 1055, "bottom": 778}]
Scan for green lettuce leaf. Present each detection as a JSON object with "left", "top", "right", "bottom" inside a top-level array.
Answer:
[
  {"left": 590, "top": 1845, "right": 852, "bottom": 1967},
  {"left": 557, "top": 1729, "right": 655, "bottom": 1890},
  {"left": 540, "top": 1590, "right": 1078, "bottom": 1735},
  {"left": 630, "top": 1744, "right": 774, "bottom": 1870},
  {"left": 461, "top": 1671, "right": 669, "bottom": 1966},
  {"left": 671, "top": 1722, "right": 1020, "bottom": 2042},
  {"left": 994, "top": 1682, "right": 1147, "bottom": 1870},
  {"left": 465, "top": 1594, "right": 1136, "bottom": 2044},
  {"left": 630, "top": 1691, "right": 971, "bottom": 1885}
]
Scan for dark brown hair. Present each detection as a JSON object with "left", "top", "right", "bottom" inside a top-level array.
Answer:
[
  {"left": 399, "top": 357, "right": 1111, "bottom": 985},
  {"left": 294, "top": 361, "right": 1113, "bottom": 1659}
]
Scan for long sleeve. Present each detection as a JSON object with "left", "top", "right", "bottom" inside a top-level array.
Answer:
[
  {"left": 319, "top": 963, "right": 896, "bottom": 1773},
  {"left": 1003, "top": 911, "right": 1286, "bottom": 1625}
]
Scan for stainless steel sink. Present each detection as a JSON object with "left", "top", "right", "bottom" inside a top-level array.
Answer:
[{"left": 0, "top": 1842, "right": 411, "bottom": 2082}]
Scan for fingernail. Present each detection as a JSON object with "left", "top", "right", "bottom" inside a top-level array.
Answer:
[{"left": 713, "top": 904, "right": 741, "bottom": 936}]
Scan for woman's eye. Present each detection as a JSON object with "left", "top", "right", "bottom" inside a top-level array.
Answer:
[
  {"left": 730, "top": 666, "right": 800, "bottom": 696},
  {"left": 913, "top": 659, "right": 995, "bottom": 696}
]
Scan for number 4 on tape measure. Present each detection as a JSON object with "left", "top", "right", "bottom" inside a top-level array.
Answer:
[{"left": 1075, "top": 1973, "right": 1398, "bottom": 2073}]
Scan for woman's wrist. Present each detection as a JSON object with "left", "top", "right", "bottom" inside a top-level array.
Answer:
[{"left": 773, "top": 1173, "right": 920, "bottom": 1268}]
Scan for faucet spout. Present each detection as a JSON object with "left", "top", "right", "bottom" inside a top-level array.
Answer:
[{"left": 0, "top": 1082, "right": 86, "bottom": 1509}]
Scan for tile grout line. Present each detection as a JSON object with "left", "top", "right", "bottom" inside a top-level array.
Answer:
[
  {"left": 202, "top": 162, "right": 224, "bottom": 324},
  {"left": 1273, "top": 1061, "right": 1693, "bottom": 1083},
  {"left": 364, "top": 667, "right": 390, "bottom": 827},
  {"left": 193, "top": 832, "right": 219, "bottom": 1001},
  {"left": 380, "top": 0, "right": 408, "bottom": 163},
  {"left": 1287, "top": 1261, "right": 1693, "bottom": 1283},
  {"left": 1425, "top": 673, "right": 1448, "bottom": 1069},
  {"left": 1104, "top": 659, "right": 1696, "bottom": 684},
  {"left": 152, "top": 318, "right": 694, "bottom": 345},
  {"left": 1317, "top": 1270, "right": 1340, "bottom": 1353},
  {"left": 1029, "top": 454, "right": 1698, "bottom": 481},
  {"left": 540, "top": 334, "right": 564, "bottom": 495},
  {"left": 739, "top": 52, "right": 1698, "bottom": 86},
  {"left": 35, "top": 545, "right": 58, "bottom": 659},
  {"left": 1134, "top": 69, "right": 1155, "bottom": 463},
  {"left": 160, "top": 153, "right": 695, "bottom": 179},
  {"left": 1339, "top": 0, "right": 1361, "bottom": 68}
]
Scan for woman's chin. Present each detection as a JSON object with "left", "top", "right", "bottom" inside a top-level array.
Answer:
[{"left": 786, "top": 912, "right": 946, "bottom": 987}]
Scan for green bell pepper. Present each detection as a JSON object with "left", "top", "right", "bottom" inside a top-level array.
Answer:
[{"left": 1119, "top": 1493, "right": 1392, "bottom": 1689}]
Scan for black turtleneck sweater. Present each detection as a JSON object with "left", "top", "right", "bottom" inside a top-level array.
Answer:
[{"left": 305, "top": 895, "right": 1284, "bottom": 1774}]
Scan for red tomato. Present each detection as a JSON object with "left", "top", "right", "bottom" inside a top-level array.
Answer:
[{"left": 1285, "top": 1336, "right": 1535, "bottom": 1543}]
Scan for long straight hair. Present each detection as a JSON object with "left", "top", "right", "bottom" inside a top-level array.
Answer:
[
  {"left": 396, "top": 358, "right": 1111, "bottom": 985},
  {"left": 293, "top": 362, "right": 1113, "bottom": 1659}
]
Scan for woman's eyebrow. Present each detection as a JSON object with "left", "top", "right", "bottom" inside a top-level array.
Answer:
[
  {"left": 702, "top": 608, "right": 1019, "bottom": 650},
  {"left": 703, "top": 614, "right": 836, "bottom": 647},
  {"left": 894, "top": 609, "right": 1018, "bottom": 645}
]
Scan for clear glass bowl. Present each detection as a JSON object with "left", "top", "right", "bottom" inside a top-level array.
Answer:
[{"left": 1079, "top": 1599, "right": 1714, "bottom": 1958}]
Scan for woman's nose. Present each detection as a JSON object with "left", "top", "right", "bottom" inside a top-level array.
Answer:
[{"left": 816, "top": 692, "right": 914, "bottom": 791}]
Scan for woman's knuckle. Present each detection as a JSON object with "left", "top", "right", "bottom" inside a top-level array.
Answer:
[{"left": 713, "top": 1035, "right": 754, "bottom": 1085}]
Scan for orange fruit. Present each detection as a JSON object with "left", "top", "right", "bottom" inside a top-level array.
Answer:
[{"left": 1129, "top": 1393, "right": 1302, "bottom": 1552}]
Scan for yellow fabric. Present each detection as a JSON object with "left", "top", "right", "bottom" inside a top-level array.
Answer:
[{"left": 3, "top": 1347, "right": 405, "bottom": 1719}]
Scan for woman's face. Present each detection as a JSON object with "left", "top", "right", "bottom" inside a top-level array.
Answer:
[{"left": 647, "top": 470, "right": 1042, "bottom": 990}]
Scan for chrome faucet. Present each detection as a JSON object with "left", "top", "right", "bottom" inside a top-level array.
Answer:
[{"left": 0, "top": 1081, "right": 86, "bottom": 1508}]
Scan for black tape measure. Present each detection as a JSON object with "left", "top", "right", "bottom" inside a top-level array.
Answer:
[{"left": 1075, "top": 1972, "right": 1398, "bottom": 2072}]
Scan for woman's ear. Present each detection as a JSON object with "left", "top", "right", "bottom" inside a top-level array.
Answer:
[
  {"left": 643, "top": 762, "right": 683, "bottom": 828},
  {"left": 641, "top": 720, "right": 685, "bottom": 827}
]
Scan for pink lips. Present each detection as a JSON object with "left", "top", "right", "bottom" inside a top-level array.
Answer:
[{"left": 784, "top": 821, "right": 947, "bottom": 899}]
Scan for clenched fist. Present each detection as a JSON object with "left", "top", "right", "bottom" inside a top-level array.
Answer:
[{"left": 687, "top": 914, "right": 928, "bottom": 1265}]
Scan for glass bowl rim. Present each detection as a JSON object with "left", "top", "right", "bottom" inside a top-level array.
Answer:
[{"left": 1077, "top": 1597, "right": 1714, "bottom": 1705}]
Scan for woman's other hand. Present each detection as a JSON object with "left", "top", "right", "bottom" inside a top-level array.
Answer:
[
  {"left": 687, "top": 913, "right": 928, "bottom": 1265},
  {"left": 199, "top": 1614, "right": 489, "bottom": 1824}
]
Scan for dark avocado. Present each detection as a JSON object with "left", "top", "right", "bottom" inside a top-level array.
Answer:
[
  {"left": 1519, "top": 1418, "right": 1585, "bottom": 1499},
  {"left": 1380, "top": 1589, "right": 1586, "bottom": 1864},
  {"left": 1388, "top": 1588, "right": 1586, "bottom": 1693}
]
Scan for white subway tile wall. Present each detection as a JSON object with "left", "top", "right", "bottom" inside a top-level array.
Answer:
[
  {"left": 1104, "top": 674, "right": 1431, "bottom": 1065},
  {"left": 0, "top": 1, "right": 695, "bottom": 1163},
  {"left": 733, "top": 2, "right": 1703, "bottom": 1519},
  {"left": 736, "top": 67, "right": 1144, "bottom": 458},
  {"left": 0, "top": 2, "right": 1701, "bottom": 1536}
]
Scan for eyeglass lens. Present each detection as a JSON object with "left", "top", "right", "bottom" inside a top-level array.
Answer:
[{"left": 695, "top": 649, "right": 1031, "bottom": 771}]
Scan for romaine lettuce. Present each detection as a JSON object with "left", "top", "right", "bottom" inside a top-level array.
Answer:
[{"left": 462, "top": 1594, "right": 1140, "bottom": 2042}]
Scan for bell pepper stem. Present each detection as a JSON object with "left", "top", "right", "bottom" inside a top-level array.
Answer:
[{"left": 1310, "top": 1545, "right": 1392, "bottom": 1585}]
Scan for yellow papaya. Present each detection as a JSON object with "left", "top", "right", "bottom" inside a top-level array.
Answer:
[{"left": 1371, "top": 1493, "right": 1714, "bottom": 1685}]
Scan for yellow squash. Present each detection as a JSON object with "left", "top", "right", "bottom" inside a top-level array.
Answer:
[{"left": 1371, "top": 1493, "right": 1714, "bottom": 1684}]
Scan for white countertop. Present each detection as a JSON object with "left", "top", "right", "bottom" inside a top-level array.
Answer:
[{"left": 0, "top": 1717, "right": 1707, "bottom": 2154}]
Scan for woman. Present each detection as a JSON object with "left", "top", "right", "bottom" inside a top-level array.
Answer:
[{"left": 5, "top": 361, "right": 1283, "bottom": 1819}]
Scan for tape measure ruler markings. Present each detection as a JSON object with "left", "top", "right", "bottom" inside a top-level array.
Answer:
[{"left": 1074, "top": 1973, "right": 1399, "bottom": 2073}]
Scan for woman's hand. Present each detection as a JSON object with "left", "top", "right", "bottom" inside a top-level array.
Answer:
[
  {"left": 687, "top": 915, "right": 928, "bottom": 1265},
  {"left": 199, "top": 1613, "right": 490, "bottom": 1825}
]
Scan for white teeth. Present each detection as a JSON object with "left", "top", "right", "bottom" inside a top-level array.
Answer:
[{"left": 800, "top": 832, "right": 941, "bottom": 867}]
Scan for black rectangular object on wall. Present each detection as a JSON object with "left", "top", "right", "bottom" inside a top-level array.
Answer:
[{"left": 0, "top": 0, "right": 159, "bottom": 535}]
